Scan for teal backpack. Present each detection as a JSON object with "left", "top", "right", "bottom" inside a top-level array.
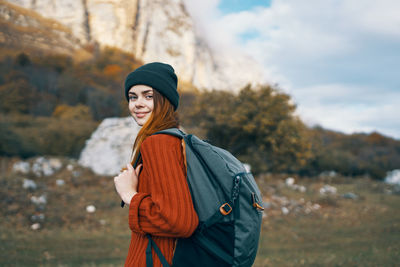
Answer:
[{"left": 136, "top": 128, "right": 264, "bottom": 267}]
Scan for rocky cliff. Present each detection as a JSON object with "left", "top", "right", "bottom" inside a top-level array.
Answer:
[{"left": 4, "top": 0, "right": 264, "bottom": 91}]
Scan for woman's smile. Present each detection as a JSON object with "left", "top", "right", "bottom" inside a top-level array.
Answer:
[{"left": 135, "top": 111, "right": 149, "bottom": 118}]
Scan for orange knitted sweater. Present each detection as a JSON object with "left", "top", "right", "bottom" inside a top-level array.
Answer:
[{"left": 124, "top": 134, "right": 199, "bottom": 267}]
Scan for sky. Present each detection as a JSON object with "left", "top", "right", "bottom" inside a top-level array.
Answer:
[{"left": 183, "top": 0, "right": 400, "bottom": 139}]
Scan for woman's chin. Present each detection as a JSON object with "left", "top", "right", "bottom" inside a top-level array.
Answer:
[
  {"left": 135, "top": 120, "right": 144, "bottom": 126},
  {"left": 133, "top": 117, "right": 147, "bottom": 126},
  {"left": 131, "top": 112, "right": 151, "bottom": 126}
]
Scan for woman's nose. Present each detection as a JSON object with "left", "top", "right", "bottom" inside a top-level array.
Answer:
[{"left": 135, "top": 97, "right": 145, "bottom": 107}]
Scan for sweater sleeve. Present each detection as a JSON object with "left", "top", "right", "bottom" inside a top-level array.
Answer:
[{"left": 128, "top": 134, "right": 199, "bottom": 238}]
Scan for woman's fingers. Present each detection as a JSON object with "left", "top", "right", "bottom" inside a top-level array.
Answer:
[
  {"left": 125, "top": 163, "right": 142, "bottom": 177},
  {"left": 127, "top": 163, "right": 134, "bottom": 171},
  {"left": 135, "top": 164, "right": 142, "bottom": 176}
]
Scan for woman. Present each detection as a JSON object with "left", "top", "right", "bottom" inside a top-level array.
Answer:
[{"left": 114, "top": 62, "right": 199, "bottom": 267}]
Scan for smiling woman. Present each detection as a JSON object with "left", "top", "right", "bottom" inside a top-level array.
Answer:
[{"left": 113, "top": 62, "right": 198, "bottom": 267}]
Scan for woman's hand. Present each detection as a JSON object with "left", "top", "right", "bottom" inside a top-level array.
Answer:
[{"left": 114, "top": 163, "right": 142, "bottom": 206}]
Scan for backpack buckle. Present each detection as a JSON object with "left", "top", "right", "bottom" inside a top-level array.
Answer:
[{"left": 219, "top": 203, "right": 232, "bottom": 215}]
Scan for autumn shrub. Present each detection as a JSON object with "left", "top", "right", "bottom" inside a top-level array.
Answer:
[
  {"left": 181, "top": 85, "right": 313, "bottom": 174},
  {"left": 103, "top": 64, "right": 124, "bottom": 80},
  {"left": 0, "top": 79, "right": 36, "bottom": 114},
  {"left": 307, "top": 127, "right": 400, "bottom": 179},
  {"left": 34, "top": 53, "right": 73, "bottom": 73},
  {"left": 0, "top": 114, "right": 98, "bottom": 158},
  {"left": 52, "top": 104, "right": 93, "bottom": 120}
]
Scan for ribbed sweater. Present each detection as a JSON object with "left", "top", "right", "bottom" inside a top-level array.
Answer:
[{"left": 125, "top": 134, "right": 199, "bottom": 267}]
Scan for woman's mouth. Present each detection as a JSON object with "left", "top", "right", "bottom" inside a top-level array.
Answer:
[{"left": 135, "top": 112, "right": 148, "bottom": 118}]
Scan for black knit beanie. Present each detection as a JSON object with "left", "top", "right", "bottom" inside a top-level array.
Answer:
[{"left": 124, "top": 62, "right": 179, "bottom": 110}]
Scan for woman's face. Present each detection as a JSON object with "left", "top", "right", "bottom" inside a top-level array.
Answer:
[{"left": 128, "top": 85, "right": 154, "bottom": 126}]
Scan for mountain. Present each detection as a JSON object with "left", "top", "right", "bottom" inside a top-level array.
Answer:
[
  {"left": 3, "top": 0, "right": 264, "bottom": 91},
  {"left": 0, "top": 1, "right": 81, "bottom": 54}
]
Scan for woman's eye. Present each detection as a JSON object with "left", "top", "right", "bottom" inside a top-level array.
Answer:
[
  {"left": 129, "top": 96, "right": 137, "bottom": 101},
  {"left": 145, "top": 95, "right": 153, "bottom": 99}
]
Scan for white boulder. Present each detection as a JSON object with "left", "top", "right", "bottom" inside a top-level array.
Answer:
[
  {"left": 319, "top": 185, "right": 337, "bottom": 195},
  {"left": 32, "top": 157, "right": 63, "bottom": 177},
  {"left": 23, "top": 179, "right": 37, "bottom": 190},
  {"left": 86, "top": 205, "right": 96, "bottom": 213},
  {"left": 78, "top": 117, "right": 140, "bottom": 176},
  {"left": 12, "top": 161, "right": 30, "bottom": 174},
  {"left": 385, "top": 169, "right": 400, "bottom": 185}
]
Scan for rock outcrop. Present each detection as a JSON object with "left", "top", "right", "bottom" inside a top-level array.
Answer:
[
  {"left": 4, "top": 0, "right": 264, "bottom": 91},
  {"left": 78, "top": 117, "right": 140, "bottom": 176}
]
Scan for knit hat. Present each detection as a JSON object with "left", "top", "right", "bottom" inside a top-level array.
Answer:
[{"left": 124, "top": 62, "right": 179, "bottom": 110}]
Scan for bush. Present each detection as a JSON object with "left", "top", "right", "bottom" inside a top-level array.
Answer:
[
  {"left": 52, "top": 104, "right": 93, "bottom": 120},
  {"left": 0, "top": 79, "right": 37, "bottom": 114},
  {"left": 306, "top": 127, "right": 400, "bottom": 179},
  {"left": 182, "top": 85, "right": 313, "bottom": 174},
  {"left": 0, "top": 114, "right": 98, "bottom": 158}
]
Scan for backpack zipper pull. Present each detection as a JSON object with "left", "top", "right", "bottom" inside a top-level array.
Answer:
[{"left": 252, "top": 192, "right": 264, "bottom": 211}]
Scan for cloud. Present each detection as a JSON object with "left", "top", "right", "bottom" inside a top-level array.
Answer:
[
  {"left": 183, "top": 0, "right": 400, "bottom": 138},
  {"left": 183, "top": 0, "right": 222, "bottom": 42},
  {"left": 293, "top": 83, "right": 400, "bottom": 138}
]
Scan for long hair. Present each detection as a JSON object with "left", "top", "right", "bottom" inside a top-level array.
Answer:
[{"left": 130, "top": 89, "right": 179, "bottom": 165}]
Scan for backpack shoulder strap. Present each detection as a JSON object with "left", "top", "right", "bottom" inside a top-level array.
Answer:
[{"left": 153, "top": 128, "right": 186, "bottom": 139}]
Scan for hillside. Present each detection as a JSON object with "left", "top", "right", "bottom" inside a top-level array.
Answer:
[{"left": 0, "top": 1, "right": 81, "bottom": 55}]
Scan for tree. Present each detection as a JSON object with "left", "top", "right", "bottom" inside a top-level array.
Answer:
[{"left": 184, "top": 85, "right": 312, "bottom": 174}]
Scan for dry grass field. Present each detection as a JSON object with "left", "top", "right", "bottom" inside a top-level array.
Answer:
[{"left": 1, "top": 157, "right": 399, "bottom": 266}]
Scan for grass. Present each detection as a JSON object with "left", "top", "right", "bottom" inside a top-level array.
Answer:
[
  {"left": 0, "top": 157, "right": 399, "bottom": 266},
  {"left": 1, "top": 228, "right": 128, "bottom": 266},
  {"left": 254, "top": 177, "right": 400, "bottom": 266}
]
